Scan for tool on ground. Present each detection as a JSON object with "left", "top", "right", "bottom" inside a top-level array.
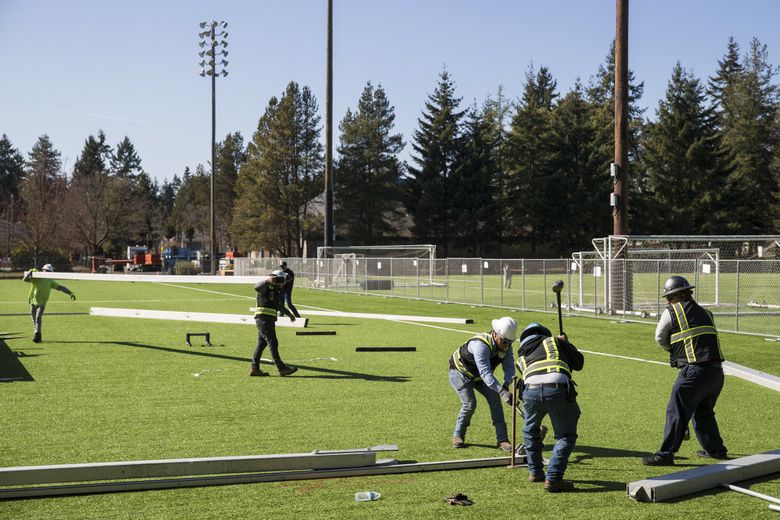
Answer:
[
  {"left": 444, "top": 493, "right": 473, "bottom": 506},
  {"left": 552, "top": 280, "right": 564, "bottom": 335},
  {"left": 186, "top": 332, "right": 212, "bottom": 347}
]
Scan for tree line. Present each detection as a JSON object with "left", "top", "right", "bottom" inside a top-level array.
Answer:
[{"left": 1, "top": 37, "right": 778, "bottom": 265}]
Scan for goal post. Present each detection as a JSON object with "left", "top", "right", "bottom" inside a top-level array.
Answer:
[{"left": 315, "top": 245, "right": 436, "bottom": 289}]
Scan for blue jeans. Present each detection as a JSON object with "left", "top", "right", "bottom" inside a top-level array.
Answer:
[
  {"left": 523, "top": 385, "right": 580, "bottom": 482},
  {"left": 449, "top": 369, "right": 508, "bottom": 443},
  {"left": 657, "top": 364, "right": 726, "bottom": 458}
]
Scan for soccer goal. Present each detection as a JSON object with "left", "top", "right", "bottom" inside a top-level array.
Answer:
[{"left": 315, "top": 245, "right": 436, "bottom": 289}]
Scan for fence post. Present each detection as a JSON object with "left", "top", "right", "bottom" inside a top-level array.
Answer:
[
  {"left": 445, "top": 258, "right": 449, "bottom": 303},
  {"left": 500, "top": 260, "right": 504, "bottom": 307},
  {"left": 521, "top": 259, "right": 526, "bottom": 310},
  {"left": 416, "top": 259, "right": 420, "bottom": 300},
  {"left": 543, "top": 259, "right": 547, "bottom": 311},
  {"left": 656, "top": 260, "right": 661, "bottom": 319},
  {"left": 480, "top": 259, "right": 484, "bottom": 305},
  {"left": 735, "top": 260, "right": 740, "bottom": 332}
]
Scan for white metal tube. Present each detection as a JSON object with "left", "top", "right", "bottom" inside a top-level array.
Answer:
[{"left": 722, "top": 483, "right": 780, "bottom": 505}]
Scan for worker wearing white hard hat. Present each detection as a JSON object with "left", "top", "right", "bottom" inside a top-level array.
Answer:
[
  {"left": 22, "top": 264, "right": 76, "bottom": 343},
  {"left": 448, "top": 316, "right": 518, "bottom": 452}
]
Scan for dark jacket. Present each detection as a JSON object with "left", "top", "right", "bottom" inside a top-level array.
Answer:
[{"left": 515, "top": 335, "right": 584, "bottom": 381}]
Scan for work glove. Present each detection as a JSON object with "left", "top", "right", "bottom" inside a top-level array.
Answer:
[
  {"left": 70, "top": 294, "right": 77, "bottom": 301},
  {"left": 23, "top": 270, "right": 32, "bottom": 282},
  {"left": 499, "top": 389, "right": 513, "bottom": 405}
]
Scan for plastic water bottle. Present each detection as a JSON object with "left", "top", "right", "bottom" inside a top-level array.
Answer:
[{"left": 354, "top": 491, "right": 380, "bottom": 502}]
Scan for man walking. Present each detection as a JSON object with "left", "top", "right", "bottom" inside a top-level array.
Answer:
[
  {"left": 278, "top": 261, "right": 300, "bottom": 318},
  {"left": 449, "top": 317, "right": 518, "bottom": 452},
  {"left": 23, "top": 264, "right": 76, "bottom": 343},
  {"left": 642, "top": 276, "right": 728, "bottom": 466},
  {"left": 516, "top": 322, "right": 584, "bottom": 492},
  {"left": 250, "top": 269, "right": 298, "bottom": 377}
]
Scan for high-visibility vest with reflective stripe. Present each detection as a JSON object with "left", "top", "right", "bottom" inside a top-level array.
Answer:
[
  {"left": 253, "top": 282, "right": 282, "bottom": 320},
  {"left": 448, "top": 333, "right": 507, "bottom": 382},
  {"left": 516, "top": 337, "right": 572, "bottom": 381},
  {"left": 667, "top": 300, "right": 723, "bottom": 367}
]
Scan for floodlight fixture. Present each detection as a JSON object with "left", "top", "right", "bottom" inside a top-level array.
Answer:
[
  {"left": 220, "top": 60, "right": 228, "bottom": 66},
  {"left": 221, "top": 70, "right": 228, "bottom": 77},
  {"left": 199, "top": 41, "right": 207, "bottom": 48},
  {"left": 199, "top": 70, "right": 206, "bottom": 77},
  {"left": 220, "top": 31, "right": 228, "bottom": 39},
  {"left": 220, "top": 21, "right": 227, "bottom": 29},
  {"left": 199, "top": 21, "right": 207, "bottom": 28}
]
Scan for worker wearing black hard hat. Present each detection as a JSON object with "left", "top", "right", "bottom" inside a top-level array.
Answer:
[{"left": 642, "top": 276, "right": 728, "bottom": 466}]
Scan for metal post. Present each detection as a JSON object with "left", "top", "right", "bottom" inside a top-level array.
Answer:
[
  {"left": 735, "top": 260, "right": 740, "bottom": 331},
  {"left": 416, "top": 260, "right": 420, "bottom": 300},
  {"left": 613, "top": 0, "right": 629, "bottom": 236},
  {"left": 480, "top": 259, "right": 484, "bottom": 305},
  {"left": 521, "top": 259, "right": 526, "bottom": 310},
  {"left": 543, "top": 259, "right": 547, "bottom": 311},
  {"left": 323, "top": 0, "right": 334, "bottom": 248},
  {"left": 500, "top": 261, "right": 504, "bottom": 308},
  {"left": 210, "top": 43, "right": 217, "bottom": 275},
  {"left": 445, "top": 258, "right": 449, "bottom": 303},
  {"left": 656, "top": 260, "right": 661, "bottom": 319}
]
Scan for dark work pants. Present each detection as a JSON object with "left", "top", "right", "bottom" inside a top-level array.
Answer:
[
  {"left": 252, "top": 317, "right": 285, "bottom": 369},
  {"left": 657, "top": 364, "right": 726, "bottom": 458},
  {"left": 30, "top": 305, "right": 45, "bottom": 335},
  {"left": 282, "top": 289, "right": 300, "bottom": 318}
]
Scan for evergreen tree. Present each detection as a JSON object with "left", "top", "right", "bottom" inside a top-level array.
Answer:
[
  {"left": 586, "top": 42, "right": 646, "bottom": 234},
  {"left": 335, "top": 82, "right": 405, "bottom": 244},
  {"left": 72, "top": 130, "right": 112, "bottom": 178},
  {"left": 405, "top": 69, "right": 464, "bottom": 256},
  {"left": 482, "top": 87, "right": 513, "bottom": 249},
  {"left": 19, "top": 135, "right": 66, "bottom": 263},
  {"left": 160, "top": 175, "right": 180, "bottom": 241},
  {"left": 110, "top": 136, "right": 143, "bottom": 178},
  {"left": 231, "top": 82, "right": 323, "bottom": 256},
  {"left": 214, "top": 132, "right": 245, "bottom": 250},
  {"left": 0, "top": 134, "right": 25, "bottom": 218},
  {"left": 549, "top": 81, "right": 603, "bottom": 251},
  {"left": 505, "top": 65, "right": 558, "bottom": 252},
  {"left": 451, "top": 104, "right": 499, "bottom": 255},
  {"left": 172, "top": 166, "right": 209, "bottom": 249},
  {"left": 713, "top": 38, "right": 780, "bottom": 233},
  {"left": 65, "top": 131, "right": 131, "bottom": 256},
  {"left": 642, "top": 63, "right": 728, "bottom": 234}
]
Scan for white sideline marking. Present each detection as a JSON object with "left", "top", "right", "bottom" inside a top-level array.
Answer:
[
  {"left": 249, "top": 308, "right": 472, "bottom": 324},
  {"left": 90, "top": 307, "right": 306, "bottom": 328}
]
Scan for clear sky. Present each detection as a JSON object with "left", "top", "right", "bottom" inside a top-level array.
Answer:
[{"left": 2, "top": 0, "right": 779, "bottom": 183}]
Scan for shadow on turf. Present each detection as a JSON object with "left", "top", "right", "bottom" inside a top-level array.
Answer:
[
  {"left": 0, "top": 339, "right": 35, "bottom": 382},
  {"left": 53, "top": 340, "right": 410, "bottom": 382}
]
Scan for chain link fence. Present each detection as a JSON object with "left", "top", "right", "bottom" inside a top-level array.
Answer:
[{"left": 234, "top": 255, "right": 780, "bottom": 338}]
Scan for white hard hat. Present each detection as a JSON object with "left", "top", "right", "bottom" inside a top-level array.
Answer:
[
  {"left": 42, "top": 264, "right": 54, "bottom": 272},
  {"left": 491, "top": 317, "right": 518, "bottom": 342}
]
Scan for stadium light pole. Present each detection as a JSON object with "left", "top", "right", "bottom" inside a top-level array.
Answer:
[
  {"left": 198, "top": 20, "right": 229, "bottom": 274},
  {"left": 324, "top": 0, "right": 334, "bottom": 248}
]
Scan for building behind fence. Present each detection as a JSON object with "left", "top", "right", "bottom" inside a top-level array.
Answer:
[{"left": 234, "top": 236, "right": 780, "bottom": 338}]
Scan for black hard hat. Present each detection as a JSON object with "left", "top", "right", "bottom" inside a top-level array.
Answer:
[
  {"left": 662, "top": 276, "right": 695, "bottom": 297},
  {"left": 519, "top": 322, "right": 552, "bottom": 344}
]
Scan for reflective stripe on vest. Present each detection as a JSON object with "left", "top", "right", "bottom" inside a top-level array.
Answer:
[
  {"left": 670, "top": 302, "right": 698, "bottom": 363},
  {"left": 254, "top": 306, "right": 278, "bottom": 318},
  {"left": 518, "top": 337, "right": 571, "bottom": 380},
  {"left": 452, "top": 334, "right": 493, "bottom": 381}
]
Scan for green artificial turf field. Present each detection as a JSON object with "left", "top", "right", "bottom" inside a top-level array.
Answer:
[{"left": 1, "top": 277, "right": 778, "bottom": 519}]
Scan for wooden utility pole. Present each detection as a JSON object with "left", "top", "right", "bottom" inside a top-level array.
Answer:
[
  {"left": 324, "top": 0, "right": 334, "bottom": 248},
  {"left": 614, "top": 0, "right": 629, "bottom": 236}
]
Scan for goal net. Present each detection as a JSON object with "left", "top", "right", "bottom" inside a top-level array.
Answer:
[{"left": 315, "top": 245, "right": 436, "bottom": 289}]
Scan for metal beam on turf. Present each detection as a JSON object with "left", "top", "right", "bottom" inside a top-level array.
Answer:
[
  {"left": 723, "top": 361, "right": 780, "bottom": 392},
  {"left": 251, "top": 308, "right": 474, "bottom": 324},
  {"left": 0, "top": 445, "right": 398, "bottom": 487},
  {"left": 627, "top": 449, "right": 780, "bottom": 502},
  {"left": 0, "top": 455, "right": 516, "bottom": 500},
  {"left": 90, "top": 307, "right": 307, "bottom": 328}
]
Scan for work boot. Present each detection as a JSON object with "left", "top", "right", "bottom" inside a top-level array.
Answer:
[
  {"left": 249, "top": 366, "right": 269, "bottom": 377},
  {"left": 497, "top": 440, "right": 513, "bottom": 452},
  {"left": 544, "top": 480, "right": 575, "bottom": 492},
  {"left": 695, "top": 449, "right": 729, "bottom": 460},
  {"left": 278, "top": 365, "right": 298, "bottom": 377},
  {"left": 528, "top": 472, "right": 545, "bottom": 483},
  {"left": 452, "top": 436, "right": 465, "bottom": 449},
  {"left": 641, "top": 454, "right": 674, "bottom": 466},
  {"left": 32, "top": 332, "right": 41, "bottom": 343}
]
